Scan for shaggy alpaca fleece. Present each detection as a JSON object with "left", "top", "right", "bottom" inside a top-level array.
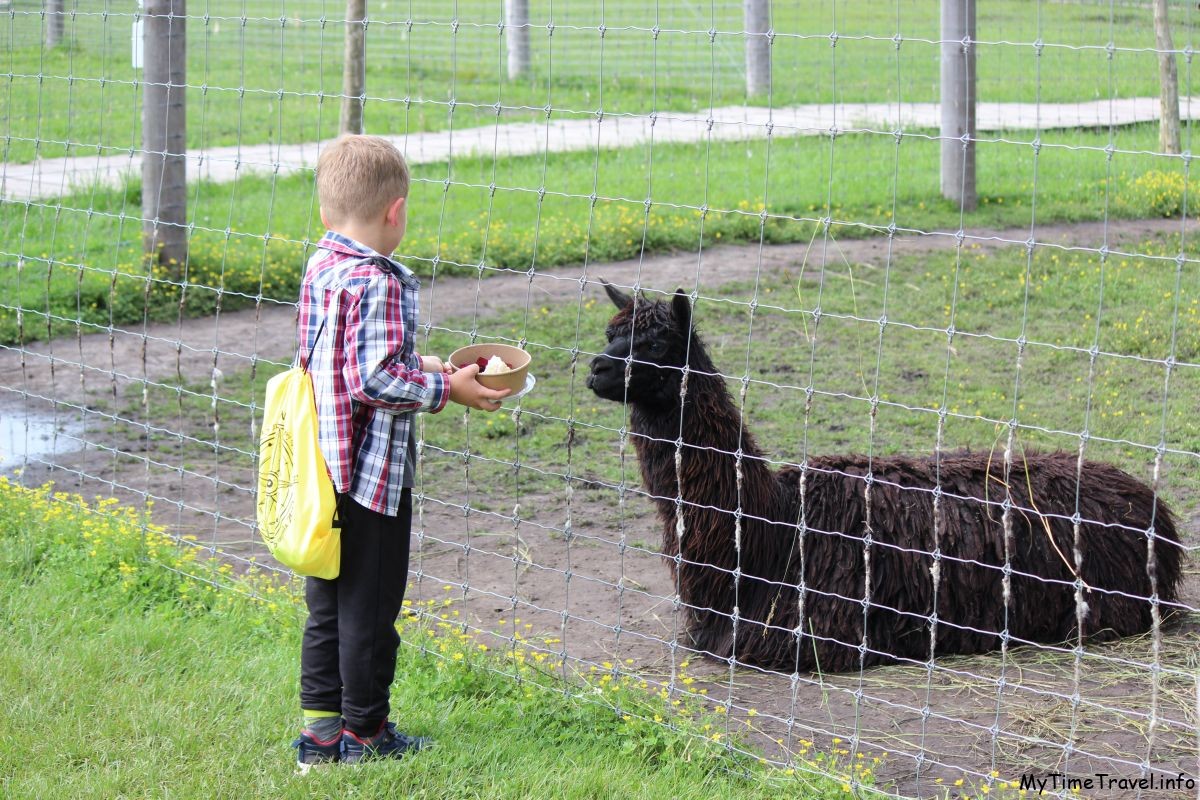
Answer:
[{"left": 588, "top": 284, "right": 1184, "bottom": 672}]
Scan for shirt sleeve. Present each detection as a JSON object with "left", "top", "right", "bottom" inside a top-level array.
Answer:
[{"left": 341, "top": 274, "right": 449, "bottom": 413}]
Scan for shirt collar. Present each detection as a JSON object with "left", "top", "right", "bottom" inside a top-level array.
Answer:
[{"left": 317, "top": 231, "right": 421, "bottom": 290}]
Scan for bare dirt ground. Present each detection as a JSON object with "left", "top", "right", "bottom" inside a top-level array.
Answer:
[{"left": 2, "top": 218, "right": 1197, "bottom": 799}]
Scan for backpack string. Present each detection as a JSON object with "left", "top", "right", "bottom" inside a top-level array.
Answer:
[
  {"left": 299, "top": 315, "right": 342, "bottom": 529},
  {"left": 301, "top": 317, "right": 327, "bottom": 374}
]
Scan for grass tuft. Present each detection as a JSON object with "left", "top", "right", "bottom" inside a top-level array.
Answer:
[{"left": 0, "top": 478, "right": 871, "bottom": 799}]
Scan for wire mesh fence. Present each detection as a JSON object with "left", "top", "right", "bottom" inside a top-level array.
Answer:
[{"left": 2, "top": 1, "right": 1199, "bottom": 797}]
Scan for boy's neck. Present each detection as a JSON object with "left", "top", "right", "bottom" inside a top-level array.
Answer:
[{"left": 329, "top": 224, "right": 395, "bottom": 258}]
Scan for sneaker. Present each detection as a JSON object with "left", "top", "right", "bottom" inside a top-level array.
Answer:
[
  {"left": 292, "top": 729, "right": 342, "bottom": 773},
  {"left": 341, "top": 721, "right": 431, "bottom": 764}
]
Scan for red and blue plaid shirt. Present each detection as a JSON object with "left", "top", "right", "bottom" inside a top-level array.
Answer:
[{"left": 297, "top": 233, "right": 449, "bottom": 516}]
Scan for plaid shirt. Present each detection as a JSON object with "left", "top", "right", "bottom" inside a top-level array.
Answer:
[{"left": 297, "top": 232, "right": 449, "bottom": 516}]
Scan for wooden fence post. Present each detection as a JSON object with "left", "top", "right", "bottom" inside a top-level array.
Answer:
[
  {"left": 1154, "top": 0, "right": 1181, "bottom": 155},
  {"left": 506, "top": 0, "right": 530, "bottom": 79},
  {"left": 940, "top": 0, "right": 977, "bottom": 211},
  {"left": 744, "top": 0, "right": 770, "bottom": 96},
  {"left": 341, "top": 0, "right": 367, "bottom": 135},
  {"left": 142, "top": 0, "right": 188, "bottom": 273},
  {"left": 45, "top": 0, "right": 64, "bottom": 47}
]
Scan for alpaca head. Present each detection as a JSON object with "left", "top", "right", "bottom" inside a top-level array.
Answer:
[{"left": 587, "top": 281, "right": 699, "bottom": 411}]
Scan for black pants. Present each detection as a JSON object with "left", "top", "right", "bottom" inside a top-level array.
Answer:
[{"left": 299, "top": 490, "right": 411, "bottom": 736}]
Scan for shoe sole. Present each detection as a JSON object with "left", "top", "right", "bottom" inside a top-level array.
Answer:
[{"left": 340, "top": 746, "right": 425, "bottom": 764}]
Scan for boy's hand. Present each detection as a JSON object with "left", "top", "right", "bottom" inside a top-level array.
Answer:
[
  {"left": 447, "top": 364, "right": 511, "bottom": 411},
  {"left": 420, "top": 355, "right": 449, "bottom": 373}
]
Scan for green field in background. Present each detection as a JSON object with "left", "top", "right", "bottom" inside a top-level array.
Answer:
[
  {"left": 2, "top": 120, "right": 1193, "bottom": 345},
  {"left": 2, "top": 0, "right": 1192, "bottom": 163}
]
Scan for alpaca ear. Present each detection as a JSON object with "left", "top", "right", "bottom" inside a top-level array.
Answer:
[
  {"left": 672, "top": 289, "right": 693, "bottom": 332},
  {"left": 602, "top": 278, "right": 634, "bottom": 310}
]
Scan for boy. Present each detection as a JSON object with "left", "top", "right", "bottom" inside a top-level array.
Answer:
[{"left": 293, "top": 134, "right": 509, "bottom": 769}]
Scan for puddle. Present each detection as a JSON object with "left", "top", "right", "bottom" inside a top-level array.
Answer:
[{"left": 0, "top": 408, "right": 83, "bottom": 473}]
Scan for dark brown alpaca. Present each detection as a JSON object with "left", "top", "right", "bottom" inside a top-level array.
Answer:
[{"left": 587, "top": 283, "right": 1184, "bottom": 672}]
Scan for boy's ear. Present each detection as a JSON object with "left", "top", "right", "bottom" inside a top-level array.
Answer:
[
  {"left": 319, "top": 207, "right": 330, "bottom": 230},
  {"left": 385, "top": 196, "right": 407, "bottom": 227}
]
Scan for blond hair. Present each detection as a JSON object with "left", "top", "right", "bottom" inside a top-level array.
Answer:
[{"left": 316, "top": 135, "right": 411, "bottom": 225}]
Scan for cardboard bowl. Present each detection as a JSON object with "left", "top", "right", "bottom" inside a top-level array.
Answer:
[{"left": 449, "top": 343, "right": 532, "bottom": 394}]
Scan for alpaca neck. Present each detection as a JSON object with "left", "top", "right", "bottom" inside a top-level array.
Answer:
[{"left": 629, "top": 366, "right": 771, "bottom": 516}]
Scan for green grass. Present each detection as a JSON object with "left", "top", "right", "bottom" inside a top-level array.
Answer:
[
  {"left": 105, "top": 224, "right": 1200, "bottom": 529},
  {"left": 4, "top": 6, "right": 1194, "bottom": 795},
  {"left": 0, "top": 478, "right": 869, "bottom": 799},
  {"left": 2, "top": 0, "right": 1193, "bottom": 164},
  {"left": 4, "top": 1, "right": 1197, "bottom": 350},
  {"left": 424, "top": 230, "right": 1200, "bottom": 516},
  {"left": 2, "top": 121, "right": 1194, "bottom": 345}
]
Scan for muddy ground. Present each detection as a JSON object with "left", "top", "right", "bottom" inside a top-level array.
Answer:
[{"left": 1, "top": 218, "right": 1197, "bottom": 799}]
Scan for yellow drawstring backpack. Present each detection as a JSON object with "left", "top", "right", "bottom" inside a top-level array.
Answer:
[{"left": 256, "top": 320, "right": 340, "bottom": 578}]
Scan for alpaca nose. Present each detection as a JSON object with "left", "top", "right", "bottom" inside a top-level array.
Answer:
[
  {"left": 588, "top": 355, "right": 611, "bottom": 381},
  {"left": 588, "top": 354, "right": 619, "bottom": 388},
  {"left": 590, "top": 355, "right": 612, "bottom": 375}
]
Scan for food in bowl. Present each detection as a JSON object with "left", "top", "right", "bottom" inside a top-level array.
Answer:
[
  {"left": 447, "top": 343, "right": 532, "bottom": 394},
  {"left": 458, "top": 355, "right": 515, "bottom": 373},
  {"left": 482, "top": 355, "right": 513, "bottom": 375}
]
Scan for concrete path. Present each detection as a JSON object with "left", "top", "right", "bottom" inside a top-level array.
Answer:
[{"left": 4, "top": 97, "right": 1196, "bottom": 202}]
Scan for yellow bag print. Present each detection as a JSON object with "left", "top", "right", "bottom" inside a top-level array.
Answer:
[{"left": 256, "top": 363, "right": 340, "bottom": 579}]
